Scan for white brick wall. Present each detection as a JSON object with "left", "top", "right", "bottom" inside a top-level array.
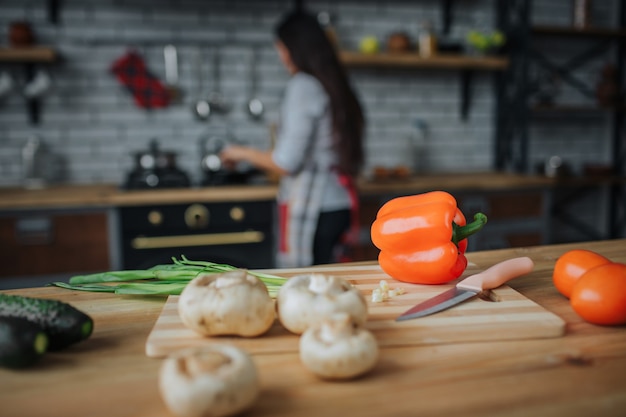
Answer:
[{"left": 0, "top": 0, "right": 619, "bottom": 187}]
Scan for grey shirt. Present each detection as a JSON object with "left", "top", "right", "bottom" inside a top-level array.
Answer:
[{"left": 272, "top": 72, "right": 351, "bottom": 212}]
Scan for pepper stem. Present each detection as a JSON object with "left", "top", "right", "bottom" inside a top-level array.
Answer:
[{"left": 452, "top": 213, "right": 488, "bottom": 245}]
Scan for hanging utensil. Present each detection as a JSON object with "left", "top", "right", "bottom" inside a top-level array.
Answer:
[
  {"left": 246, "top": 47, "right": 264, "bottom": 120},
  {"left": 192, "top": 49, "right": 211, "bottom": 120},
  {"left": 207, "top": 47, "right": 229, "bottom": 114},
  {"left": 163, "top": 45, "right": 182, "bottom": 104},
  {"left": 0, "top": 71, "right": 14, "bottom": 100}
]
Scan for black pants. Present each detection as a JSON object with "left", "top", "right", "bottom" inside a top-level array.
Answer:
[{"left": 313, "top": 209, "right": 351, "bottom": 265}]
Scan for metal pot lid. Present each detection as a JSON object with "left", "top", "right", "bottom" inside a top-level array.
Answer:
[
  {"left": 139, "top": 154, "right": 156, "bottom": 170},
  {"left": 202, "top": 153, "right": 222, "bottom": 172}
]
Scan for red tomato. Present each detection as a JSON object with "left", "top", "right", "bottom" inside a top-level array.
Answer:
[
  {"left": 570, "top": 263, "right": 626, "bottom": 326},
  {"left": 553, "top": 249, "right": 610, "bottom": 298}
]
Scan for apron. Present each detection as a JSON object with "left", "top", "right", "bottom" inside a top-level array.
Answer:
[
  {"left": 277, "top": 160, "right": 331, "bottom": 268},
  {"left": 277, "top": 162, "right": 360, "bottom": 268}
]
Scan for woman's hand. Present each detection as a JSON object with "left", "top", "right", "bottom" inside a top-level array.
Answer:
[
  {"left": 219, "top": 145, "right": 249, "bottom": 170},
  {"left": 219, "top": 145, "right": 289, "bottom": 177}
]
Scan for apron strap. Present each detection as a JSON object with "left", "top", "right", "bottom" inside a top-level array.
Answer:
[{"left": 337, "top": 172, "right": 360, "bottom": 262}]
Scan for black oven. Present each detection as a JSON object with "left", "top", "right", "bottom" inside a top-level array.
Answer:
[{"left": 117, "top": 201, "right": 275, "bottom": 270}]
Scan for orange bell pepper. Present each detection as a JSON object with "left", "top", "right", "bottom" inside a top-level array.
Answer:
[{"left": 370, "top": 191, "right": 487, "bottom": 284}]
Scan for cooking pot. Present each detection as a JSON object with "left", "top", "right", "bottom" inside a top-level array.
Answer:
[
  {"left": 535, "top": 155, "right": 571, "bottom": 178},
  {"left": 198, "top": 134, "right": 262, "bottom": 186},
  {"left": 125, "top": 139, "right": 190, "bottom": 189},
  {"left": 9, "top": 21, "right": 35, "bottom": 47},
  {"left": 134, "top": 139, "right": 178, "bottom": 171},
  {"left": 387, "top": 32, "right": 411, "bottom": 53},
  {"left": 200, "top": 135, "right": 228, "bottom": 174}
]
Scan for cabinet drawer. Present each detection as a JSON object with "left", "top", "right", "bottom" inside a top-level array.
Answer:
[{"left": 0, "top": 212, "right": 110, "bottom": 278}]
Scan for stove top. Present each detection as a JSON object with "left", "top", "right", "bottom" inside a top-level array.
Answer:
[
  {"left": 123, "top": 168, "right": 191, "bottom": 190},
  {"left": 201, "top": 170, "right": 260, "bottom": 186},
  {"left": 122, "top": 167, "right": 267, "bottom": 190}
]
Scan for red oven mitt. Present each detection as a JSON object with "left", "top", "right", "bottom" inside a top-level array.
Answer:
[{"left": 110, "top": 51, "right": 170, "bottom": 109}]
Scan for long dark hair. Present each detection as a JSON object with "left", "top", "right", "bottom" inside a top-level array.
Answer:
[{"left": 275, "top": 11, "right": 365, "bottom": 177}]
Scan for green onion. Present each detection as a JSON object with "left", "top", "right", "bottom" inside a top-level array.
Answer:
[
  {"left": 69, "top": 270, "right": 157, "bottom": 284},
  {"left": 50, "top": 256, "right": 287, "bottom": 297}
]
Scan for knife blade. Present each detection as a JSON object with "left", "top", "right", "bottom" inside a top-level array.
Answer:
[{"left": 395, "top": 256, "right": 535, "bottom": 321}]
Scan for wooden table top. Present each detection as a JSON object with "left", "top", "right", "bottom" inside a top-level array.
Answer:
[{"left": 1, "top": 239, "right": 626, "bottom": 417}]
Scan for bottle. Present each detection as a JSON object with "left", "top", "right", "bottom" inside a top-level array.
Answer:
[
  {"left": 573, "top": 0, "right": 590, "bottom": 28},
  {"left": 418, "top": 21, "right": 437, "bottom": 58}
]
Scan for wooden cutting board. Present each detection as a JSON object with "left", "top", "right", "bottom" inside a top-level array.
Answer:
[{"left": 145, "top": 263, "right": 566, "bottom": 358}]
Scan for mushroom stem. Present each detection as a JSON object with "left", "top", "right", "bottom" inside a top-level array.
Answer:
[{"left": 299, "top": 313, "right": 379, "bottom": 380}]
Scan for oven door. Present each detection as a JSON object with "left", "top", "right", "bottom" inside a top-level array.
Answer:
[{"left": 118, "top": 201, "right": 275, "bottom": 270}]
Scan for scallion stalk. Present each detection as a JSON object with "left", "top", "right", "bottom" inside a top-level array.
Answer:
[{"left": 51, "top": 257, "right": 287, "bottom": 297}]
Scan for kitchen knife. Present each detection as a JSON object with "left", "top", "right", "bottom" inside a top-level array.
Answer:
[{"left": 396, "top": 257, "right": 535, "bottom": 321}]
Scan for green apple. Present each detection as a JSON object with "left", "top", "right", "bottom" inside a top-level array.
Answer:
[{"left": 359, "top": 36, "right": 379, "bottom": 54}]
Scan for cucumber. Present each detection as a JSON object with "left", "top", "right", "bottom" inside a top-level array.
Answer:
[
  {"left": 0, "top": 293, "right": 93, "bottom": 351},
  {"left": 0, "top": 316, "right": 49, "bottom": 369}
]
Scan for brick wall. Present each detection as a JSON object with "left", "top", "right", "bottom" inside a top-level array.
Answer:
[{"left": 0, "top": 0, "right": 619, "bottom": 188}]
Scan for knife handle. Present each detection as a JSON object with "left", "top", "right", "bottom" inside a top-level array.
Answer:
[{"left": 456, "top": 257, "right": 534, "bottom": 292}]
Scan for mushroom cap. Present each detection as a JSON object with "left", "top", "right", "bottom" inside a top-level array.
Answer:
[
  {"left": 299, "top": 313, "right": 379, "bottom": 380},
  {"left": 178, "top": 270, "right": 275, "bottom": 337},
  {"left": 277, "top": 274, "right": 368, "bottom": 334},
  {"left": 159, "top": 344, "right": 259, "bottom": 417}
]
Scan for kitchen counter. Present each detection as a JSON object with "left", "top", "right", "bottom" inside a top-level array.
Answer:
[
  {"left": 358, "top": 170, "right": 555, "bottom": 194},
  {"left": 0, "top": 183, "right": 280, "bottom": 211},
  {"left": 1, "top": 239, "right": 625, "bottom": 417},
  {"left": 1, "top": 171, "right": 619, "bottom": 211}
]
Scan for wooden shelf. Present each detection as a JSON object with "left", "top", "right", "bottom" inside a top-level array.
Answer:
[
  {"left": 0, "top": 47, "right": 57, "bottom": 63},
  {"left": 531, "top": 104, "right": 623, "bottom": 113},
  {"left": 339, "top": 51, "right": 509, "bottom": 70},
  {"left": 532, "top": 25, "right": 626, "bottom": 38}
]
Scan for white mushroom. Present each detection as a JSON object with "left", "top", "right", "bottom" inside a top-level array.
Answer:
[
  {"left": 276, "top": 274, "right": 368, "bottom": 335},
  {"left": 159, "top": 344, "right": 259, "bottom": 417},
  {"left": 299, "top": 313, "right": 379, "bottom": 380},
  {"left": 178, "top": 269, "right": 275, "bottom": 337}
]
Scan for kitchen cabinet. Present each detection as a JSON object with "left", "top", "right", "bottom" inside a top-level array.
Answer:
[
  {"left": 0, "top": 209, "right": 111, "bottom": 281},
  {"left": 0, "top": 184, "right": 280, "bottom": 285},
  {"left": 0, "top": 174, "right": 564, "bottom": 271}
]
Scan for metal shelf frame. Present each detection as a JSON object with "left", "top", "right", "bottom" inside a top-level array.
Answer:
[{"left": 496, "top": 0, "right": 626, "bottom": 241}]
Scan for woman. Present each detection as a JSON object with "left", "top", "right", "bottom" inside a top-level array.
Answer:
[{"left": 220, "top": 10, "right": 365, "bottom": 267}]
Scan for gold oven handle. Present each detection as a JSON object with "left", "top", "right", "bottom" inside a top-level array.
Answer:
[{"left": 131, "top": 231, "right": 265, "bottom": 250}]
